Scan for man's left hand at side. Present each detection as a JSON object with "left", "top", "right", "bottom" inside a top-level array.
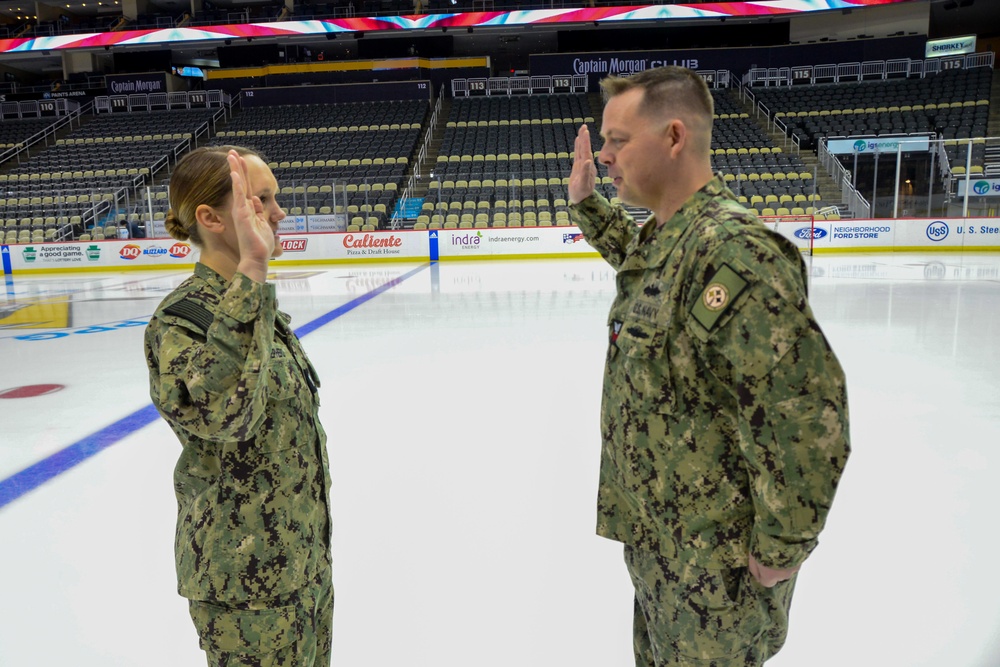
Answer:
[{"left": 748, "top": 553, "right": 801, "bottom": 588}]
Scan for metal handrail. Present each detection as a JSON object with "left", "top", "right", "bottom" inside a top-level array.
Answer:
[
  {"left": 774, "top": 116, "right": 789, "bottom": 149},
  {"left": 0, "top": 103, "right": 85, "bottom": 167},
  {"left": 391, "top": 90, "right": 440, "bottom": 229},
  {"left": 452, "top": 74, "right": 588, "bottom": 97},
  {"left": 818, "top": 138, "right": 870, "bottom": 218},
  {"left": 745, "top": 51, "right": 995, "bottom": 87}
]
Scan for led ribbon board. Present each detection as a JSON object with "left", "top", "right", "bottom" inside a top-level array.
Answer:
[{"left": 0, "top": 1, "right": 913, "bottom": 54}]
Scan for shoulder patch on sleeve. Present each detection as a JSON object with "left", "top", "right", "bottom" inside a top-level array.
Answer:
[
  {"left": 690, "top": 263, "right": 749, "bottom": 332},
  {"left": 163, "top": 299, "right": 214, "bottom": 335}
]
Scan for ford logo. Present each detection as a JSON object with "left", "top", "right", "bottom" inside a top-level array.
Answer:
[
  {"left": 795, "top": 227, "right": 826, "bottom": 241},
  {"left": 794, "top": 227, "right": 827, "bottom": 240}
]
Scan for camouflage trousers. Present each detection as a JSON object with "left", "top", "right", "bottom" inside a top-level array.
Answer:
[
  {"left": 625, "top": 545, "right": 795, "bottom": 667},
  {"left": 189, "top": 556, "right": 334, "bottom": 667}
]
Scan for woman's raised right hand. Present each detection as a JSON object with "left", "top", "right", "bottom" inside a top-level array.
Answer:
[{"left": 228, "top": 150, "right": 273, "bottom": 282}]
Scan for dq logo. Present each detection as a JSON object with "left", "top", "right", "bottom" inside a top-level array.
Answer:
[
  {"left": 120, "top": 244, "right": 141, "bottom": 260},
  {"left": 169, "top": 243, "right": 191, "bottom": 258},
  {"left": 973, "top": 181, "right": 991, "bottom": 195},
  {"left": 853, "top": 140, "right": 867, "bottom": 152},
  {"left": 926, "top": 221, "right": 949, "bottom": 242}
]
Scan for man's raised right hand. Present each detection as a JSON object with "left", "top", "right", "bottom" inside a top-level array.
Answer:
[{"left": 568, "top": 124, "right": 597, "bottom": 205}]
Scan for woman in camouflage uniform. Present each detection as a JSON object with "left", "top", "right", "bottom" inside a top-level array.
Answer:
[{"left": 145, "top": 146, "right": 333, "bottom": 667}]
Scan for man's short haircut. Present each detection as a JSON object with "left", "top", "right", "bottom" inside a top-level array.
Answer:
[{"left": 600, "top": 66, "right": 714, "bottom": 137}]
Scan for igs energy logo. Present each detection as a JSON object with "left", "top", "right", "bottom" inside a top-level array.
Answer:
[
  {"left": 854, "top": 140, "right": 868, "bottom": 153},
  {"left": 972, "top": 181, "right": 995, "bottom": 196}
]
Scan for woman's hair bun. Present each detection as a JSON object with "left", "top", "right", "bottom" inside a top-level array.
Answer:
[{"left": 164, "top": 209, "right": 190, "bottom": 242}]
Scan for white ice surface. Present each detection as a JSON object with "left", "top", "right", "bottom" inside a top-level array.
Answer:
[{"left": 1, "top": 254, "right": 998, "bottom": 666}]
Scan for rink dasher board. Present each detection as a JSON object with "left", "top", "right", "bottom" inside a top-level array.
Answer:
[
  {"left": 806, "top": 218, "right": 1000, "bottom": 253},
  {"left": 4, "top": 220, "right": 1000, "bottom": 274}
]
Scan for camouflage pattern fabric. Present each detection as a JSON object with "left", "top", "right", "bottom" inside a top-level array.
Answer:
[
  {"left": 570, "top": 176, "right": 849, "bottom": 663},
  {"left": 145, "top": 263, "right": 333, "bottom": 662},
  {"left": 190, "top": 556, "right": 333, "bottom": 667},
  {"left": 626, "top": 545, "right": 793, "bottom": 666}
]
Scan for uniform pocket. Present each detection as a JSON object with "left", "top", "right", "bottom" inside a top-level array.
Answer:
[
  {"left": 190, "top": 600, "right": 298, "bottom": 655},
  {"left": 612, "top": 319, "right": 675, "bottom": 414},
  {"left": 626, "top": 549, "right": 764, "bottom": 663},
  {"left": 266, "top": 358, "right": 300, "bottom": 402},
  {"left": 672, "top": 566, "right": 762, "bottom": 661}
]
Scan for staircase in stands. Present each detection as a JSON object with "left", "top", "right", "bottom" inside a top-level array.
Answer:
[{"left": 732, "top": 90, "right": 850, "bottom": 218}]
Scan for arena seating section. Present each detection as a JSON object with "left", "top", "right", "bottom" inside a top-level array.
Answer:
[
  {"left": 418, "top": 90, "right": 827, "bottom": 229},
  {"left": 708, "top": 90, "right": 825, "bottom": 218},
  {"left": 0, "top": 119, "right": 63, "bottom": 149},
  {"left": 2, "top": 64, "right": 996, "bottom": 243},
  {"left": 215, "top": 100, "right": 426, "bottom": 230},
  {"left": 752, "top": 68, "right": 992, "bottom": 178},
  {"left": 419, "top": 94, "right": 594, "bottom": 229},
  {"left": 2, "top": 108, "right": 216, "bottom": 245}
]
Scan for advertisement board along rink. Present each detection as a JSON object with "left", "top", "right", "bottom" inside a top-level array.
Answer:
[{"left": 5, "top": 217, "right": 1000, "bottom": 277}]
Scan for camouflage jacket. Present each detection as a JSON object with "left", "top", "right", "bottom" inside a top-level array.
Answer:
[
  {"left": 144, "top": 263, "right": 331, "bottom": 602},
  {"left": 570, "top": 176, "right": 850, "bottom": 570}
]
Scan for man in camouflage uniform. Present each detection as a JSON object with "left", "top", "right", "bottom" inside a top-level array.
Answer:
[
  {"left": 145, "top": 148, "right": 332, "bottom": 666},
  {"left": 568, "top": 67, "right": 850, "bottom": 666}
]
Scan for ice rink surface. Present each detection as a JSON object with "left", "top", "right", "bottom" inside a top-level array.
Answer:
[{"left": 1, "top": 253, "right": 999, "bottom": 667}]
